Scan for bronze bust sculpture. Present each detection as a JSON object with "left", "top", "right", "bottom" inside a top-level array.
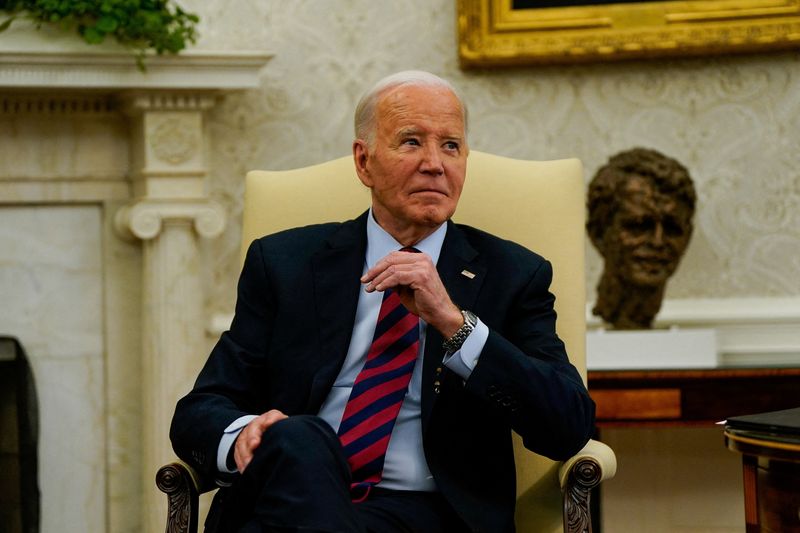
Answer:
[{"left": 587, "top": 148, "right": 697, "bottom": 329}]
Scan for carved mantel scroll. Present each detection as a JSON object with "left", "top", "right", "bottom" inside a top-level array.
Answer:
[{"left": 115, "top": 200, "right": 226, "bottom": 241}]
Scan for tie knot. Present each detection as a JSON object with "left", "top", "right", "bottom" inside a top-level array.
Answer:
[{"left": 400, "top": 246, "right": 421, "bottom": 253}]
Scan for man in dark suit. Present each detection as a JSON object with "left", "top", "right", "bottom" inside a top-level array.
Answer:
[{"left": 170, "top": 71, "right": 595, "bottom": 533}]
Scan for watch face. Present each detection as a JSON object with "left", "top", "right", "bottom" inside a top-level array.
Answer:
[{"left": 464, "top": 310, "right": 477, "bottom": 326}]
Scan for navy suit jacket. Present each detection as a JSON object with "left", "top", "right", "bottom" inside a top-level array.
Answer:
[{"left": 171, "top": 211, "right": 595, "bottom": 533}]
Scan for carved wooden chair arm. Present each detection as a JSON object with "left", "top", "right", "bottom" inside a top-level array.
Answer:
[
  {"left": 156, "top": 461, "right": 209, "bottom": 533},
  {"left": 559, "top": 439, "right": 618, "bottom": 533}
]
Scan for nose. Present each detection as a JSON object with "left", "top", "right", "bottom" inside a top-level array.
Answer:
[
  {"left": 651, "top": 221, "right": 665, "bottom": 246},
  {"left": 419, "top": 145, "right": 444, "bottom": 175}
]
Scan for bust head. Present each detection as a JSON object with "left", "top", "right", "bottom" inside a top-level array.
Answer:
[{"left": 587, "top": 148, "right": 696, "bottom": 328}]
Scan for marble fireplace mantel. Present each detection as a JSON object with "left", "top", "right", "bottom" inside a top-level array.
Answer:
[
  {"left": 0, "top": 21, "right": 271, "bottom": 91},
  {"left": 0, "top": 49, "right": 272, "bottom": 91},
  {"left": 1, "top": 29, "right": 271, "bottom": 533}
]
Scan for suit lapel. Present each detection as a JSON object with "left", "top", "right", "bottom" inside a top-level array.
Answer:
[
  {"left": 421, "top": 221, "right": 487, "bottom": 429},
  {"left": 306, "top": 212, "right": 368, "bottom": 411}
]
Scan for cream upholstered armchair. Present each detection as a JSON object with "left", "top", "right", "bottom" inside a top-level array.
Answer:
[{"left": 157, "top": 151, "right": 616, "bottom": 533}]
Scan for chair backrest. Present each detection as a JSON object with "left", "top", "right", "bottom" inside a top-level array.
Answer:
[{"left": 241, "top": 151, "right": 585, "bottom": 532}]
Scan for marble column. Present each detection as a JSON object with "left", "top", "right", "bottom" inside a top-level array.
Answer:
[{"left": 115, "top": 93, "right": 225, "bottom": 533}]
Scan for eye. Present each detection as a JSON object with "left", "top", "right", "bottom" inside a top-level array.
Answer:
[
  {"left": 402, "top": 138, "right": 420, "bottom": 146},
  {"left": 621, "top": 216, "right": 654, "bottom": 235},
  {"left": 663, "top": 216, "right": 686, "bottom": 237},
  {"left": 443, "top": 141, "right": 459, "bottom": 151}
]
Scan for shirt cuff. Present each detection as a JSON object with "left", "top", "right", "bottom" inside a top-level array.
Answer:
[
  {"left": 217, "top": 414, "right": 258, "bottom": 474},
  {"left": 442, "top": 318, "right": 488, "bottom": 380}
]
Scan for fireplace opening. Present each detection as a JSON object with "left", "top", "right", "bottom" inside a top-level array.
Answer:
[{"left": 0, "top": 337, "right": 40, "bottom": 533}]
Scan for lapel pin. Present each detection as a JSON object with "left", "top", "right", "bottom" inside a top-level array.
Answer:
[{"left": 461, "top": 269, "right": 476, "bottom": 279}]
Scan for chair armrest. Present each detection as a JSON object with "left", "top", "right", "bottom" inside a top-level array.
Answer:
[
  {"left": 558, "top": 439, "right": 617, "bottom": 533},
  {"left": 156, "top": 461, "right": 212, "bottom": 533},
  {"left": 558, "top": 439, "right": 617, "bottom": 489}
]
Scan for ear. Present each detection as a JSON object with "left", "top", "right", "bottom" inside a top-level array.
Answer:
[
  {"left": 352, "top": 139, "right": 373, "bottom": 188},
  {"left": 587, "top": 224, "right": 607, "bottom": 254}
]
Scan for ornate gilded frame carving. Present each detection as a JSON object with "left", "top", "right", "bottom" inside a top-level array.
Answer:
[{"left": 458, "top": 0, "right": 800, "bottom": 67}]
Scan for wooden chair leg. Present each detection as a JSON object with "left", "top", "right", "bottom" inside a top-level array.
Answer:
[{"left": 156, "top": 462, "right": 201, "bottom": 533}]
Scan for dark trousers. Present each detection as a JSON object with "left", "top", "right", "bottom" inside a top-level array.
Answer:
[{"left": 209, "top": 415, "right": 467, "bottom": 533}]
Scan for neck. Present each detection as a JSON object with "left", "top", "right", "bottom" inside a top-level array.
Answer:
[
  {"left": 593, "top": 270, "right": 666, "bottom": 329},
  {"left": 370, "top": 211, "right": 441, "bottom": 247}
]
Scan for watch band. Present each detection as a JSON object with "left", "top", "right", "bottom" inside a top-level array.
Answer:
[{"left": 442, "top": 309, "right": 477, "bottom": 353}]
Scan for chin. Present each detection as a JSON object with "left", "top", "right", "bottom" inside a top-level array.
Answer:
[
  {"left": 411, "top": 206, "right": 453, "bottom": 227},
  {"left": 628, "top": 272, "right": 671, "bottom": 287}
]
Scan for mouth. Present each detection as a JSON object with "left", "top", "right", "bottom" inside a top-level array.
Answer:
[
  {"left": 632, "top": 255, "right": 675, "bottom": 277},
  {"left": 411, "top": 189, "right": 448, "bottom": 197},
  {"left": 634, "top": 254, "right": 669, "bottom": 262}
]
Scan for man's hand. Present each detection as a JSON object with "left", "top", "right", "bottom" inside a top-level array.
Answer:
[
  {"left": 234, "top": 409, "right": 288, "bottom": 473},
  {"left": 361, "top": 250, "right": 463, "bottom": 339}
]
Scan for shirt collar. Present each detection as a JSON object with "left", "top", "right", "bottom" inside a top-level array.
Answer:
[{"left": 365, "top": 208, "right": 447, "bottom": 269}]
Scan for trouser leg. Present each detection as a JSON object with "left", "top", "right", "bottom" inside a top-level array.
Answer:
[
  {"left": 356, "top": 488, "right": 468, "bottom": 533},
  {"left": 211, "top": 414, "right": 467, "bottom": 533},
  {"left": 218, "top": 415, "right": 364, "bottom": 533}
]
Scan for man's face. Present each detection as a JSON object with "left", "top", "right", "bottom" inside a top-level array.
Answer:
[
  {"left": 603, "top": 176, "right": 693, "bottom": 287},
  {"left": 353, "top": 84, "right": 468, "bottom": 241}
]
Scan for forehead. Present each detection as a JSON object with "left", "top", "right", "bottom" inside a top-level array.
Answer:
[
  {"left": 375, "top": 84, "right": 465, "bottom": 134},
  {"left": 619, "top": 176, "right": 685, "bottom": 216}
]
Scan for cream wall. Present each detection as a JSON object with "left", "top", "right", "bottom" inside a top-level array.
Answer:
[{"left": 178, "top": 1, "right": 799, "bottom": 531}]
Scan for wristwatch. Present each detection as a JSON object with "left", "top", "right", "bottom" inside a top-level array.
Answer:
[{"left": 442, "top": 309, "right": 478, "bottom": 353}]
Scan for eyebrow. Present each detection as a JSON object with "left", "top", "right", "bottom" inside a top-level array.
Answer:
[
  {"left": 396, "top": 127, "right": 421, "bottom": 138},
  {"left": 395, "top": 127, "right": 464, "bottom": 142}
]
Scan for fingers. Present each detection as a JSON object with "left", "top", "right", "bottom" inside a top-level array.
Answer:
[
  {"left": 361, "top": 251, "right": 432, "bottom": 293},
  {"left": 234, "top": 409, "right": 288, "bottom": 473},
  {"left": 360, "top": 251, "right": 462, "bottom": 334}
]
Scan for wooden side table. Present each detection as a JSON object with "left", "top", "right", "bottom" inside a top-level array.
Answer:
[
  {"left": 589, "top": 368, "right": 800, "bottom": 427},
  {"left": 725, "top": 428, "right": 800, "bottom": 532}
]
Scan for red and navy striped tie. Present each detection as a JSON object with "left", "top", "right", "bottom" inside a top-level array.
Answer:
[{"left": 337, "top": 286, "right": 420, "bottom": 501}]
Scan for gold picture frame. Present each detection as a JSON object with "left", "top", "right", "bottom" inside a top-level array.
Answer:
[{"left": 458, "top": 0, "right": 800, "bottom": 67}]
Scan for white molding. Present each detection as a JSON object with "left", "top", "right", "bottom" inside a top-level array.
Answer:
[
  {"left": 587, "top": 297, "right": 800, "bottom": 367},
  {"left": 0, "top": 22, "right": 271, "bottom": 90},
  {"left": 587, "top": 297, "right": 800, "bottom": 327},
  {"left": 0, "top": 50, "right": 272, "bottom": 90},
  {"left": 587, "top": 328, "right": 718, "bottom": 370}
]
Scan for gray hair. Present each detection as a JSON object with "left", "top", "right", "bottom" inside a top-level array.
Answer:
[{"left": 354, "top": 70, "right": 469, "bottom": 147}]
